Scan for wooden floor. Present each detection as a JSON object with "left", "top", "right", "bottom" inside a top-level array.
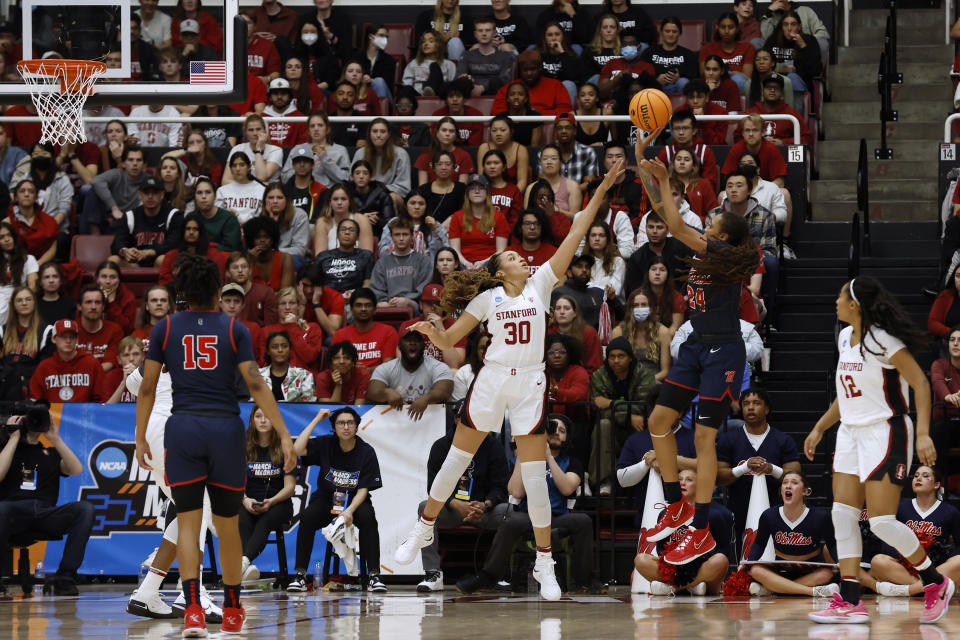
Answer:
[{"left": 1, "top": 587, "right": 958, "bottom": 639}]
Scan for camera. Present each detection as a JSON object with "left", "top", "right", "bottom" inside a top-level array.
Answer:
[{"left": 1, "top": 400, "right": 52, "bottom": 434}]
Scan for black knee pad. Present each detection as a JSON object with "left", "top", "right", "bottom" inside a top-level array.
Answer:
[
  {"left": 208, "top": 485, "right": 243, "bottom": 518},
  {"left": 696, "top": 397, "right": 732, "bottom": 429},
  {"left": 170, "top": 481, "right": 205, "bottom": 513}
]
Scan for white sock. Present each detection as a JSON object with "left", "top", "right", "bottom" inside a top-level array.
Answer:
[{"left": 136, "top": 567, "right": 167, "bottom": 597}]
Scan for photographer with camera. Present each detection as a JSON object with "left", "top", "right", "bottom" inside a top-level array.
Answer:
[{"left": 0, "top": 401, "right": 94, "bottom": 595}]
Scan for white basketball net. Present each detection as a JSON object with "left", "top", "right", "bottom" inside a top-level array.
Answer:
[{"left": 17, "top": 60, "right": 106, "bottom": 146}]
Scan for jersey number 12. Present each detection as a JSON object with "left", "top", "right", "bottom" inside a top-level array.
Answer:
[
  {"left": 839, "top": 374, "right": 862, "bottom": 399},
  {"left": 182, "top": 335, "right": 218, "bottom": 370}
]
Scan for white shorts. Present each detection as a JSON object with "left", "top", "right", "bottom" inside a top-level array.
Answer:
[
  {"left": 833, "top": 415, "right": 913, "bottom": 485},
  {"left": 462, "top": 363, "right": 548, "bottom": 436}
]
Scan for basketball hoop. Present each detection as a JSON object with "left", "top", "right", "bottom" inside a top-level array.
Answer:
[{"left": 16, "top": 59, "right": 108, "bottom": 146}]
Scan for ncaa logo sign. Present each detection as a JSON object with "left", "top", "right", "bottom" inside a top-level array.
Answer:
[{"left": 96, "top": 446, "right": 128, "bottom": 478}]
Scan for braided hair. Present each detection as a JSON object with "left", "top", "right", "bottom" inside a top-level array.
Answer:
[
  {"left": 173, "top": 254, "right": 222, "bottom": 310},
  {"left": 847, "top": 276, "right": 927, "bottom": 356},
  {"left": 684, "top": 211, "right": 759, "bottom": 285}
]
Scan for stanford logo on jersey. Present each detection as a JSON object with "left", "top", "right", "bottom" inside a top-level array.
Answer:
[{"left": 495, "top": 307, "right": 537, "bottom": 321}]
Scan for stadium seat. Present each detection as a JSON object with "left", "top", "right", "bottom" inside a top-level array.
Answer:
[
  {"left": 362, "top": 23, "right": 415, "bottom": 67},
  {"left": 263, "top": 523, "right": 290, "bottom": 589},
  {"left": 322, "top": 539, "right": 367, "bottom": 587},
  {"left": 415, "top": 98, "right": 444, "bottom": 116},
  {"left": 655, "top": 20, "right": 706, "bottom": 50},
  {"left": 6, "top": 533, "right": 63, "bottom": 594},
  {"left": 70, "top": 235, "right": 115, "bottom": 278},
  {"left": 374, "top": 308, "right": 413, "bottom": 329},
  {"left": 466, "top": 97, "right": 494, "bottom": 116}
]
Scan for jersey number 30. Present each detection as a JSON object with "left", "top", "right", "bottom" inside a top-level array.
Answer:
[
  {"left": 504, "top": 321, "right": 531, "bottom": 344},
  {"left": 182, "top": 335, "right": 218, "bottom": 370}
]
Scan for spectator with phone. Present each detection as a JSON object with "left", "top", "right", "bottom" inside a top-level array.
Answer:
[{"left": 238, "top": 403, "right": 297, "bottom": 582}]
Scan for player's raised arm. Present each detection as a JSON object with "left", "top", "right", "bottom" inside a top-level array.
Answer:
[
  {"left": 634, "top": 128, "right": 707, "bottom": 254},
  {"left": 547, "top": 158, "right": 625, "bottom": 281},
  {"left": 411, "top": 312, "right": 480, "bottom": 350}
]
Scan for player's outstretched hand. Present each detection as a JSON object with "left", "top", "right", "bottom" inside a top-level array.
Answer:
[
  {"left": 803, "top": 429, "right": 822, "bottom": 462},
  {"left": 634, "top": 126, "right": 664, "bottom": 162},
  {"left": 639, "top": 158, "right": 669, "bottom": 181},
  {"left": 916, "top": 433, "right": 937, "bottom": 467},
  {"left": 281, "top": 435, "right": 297, "bottom": 472},
  {"left": 598, "top": 158, "right": 625, "bottom": 192},
  {"left": 136, "top": 438, "right": 153, "bottom": 471}
]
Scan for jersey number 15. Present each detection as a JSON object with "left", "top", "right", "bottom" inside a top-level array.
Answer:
[{"left": 182, "top": 335, "right": 218, "bottom": 370}]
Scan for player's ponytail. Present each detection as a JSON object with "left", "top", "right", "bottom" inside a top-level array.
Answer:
[
  {"left": 173, "top": 254, "right": 222, "bottom": 311},
  {"left": 683, "top": 212, "right": 759, "bottom": 285},
  {"left": 439, "top": 253, "right": 505, "bottom": 315},
  {"left": 848, "top": 276, "right": 927, "bottom": 356}
]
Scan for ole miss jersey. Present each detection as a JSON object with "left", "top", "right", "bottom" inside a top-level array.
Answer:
[
  {"left": 894, "top": 498, "right": 960, "bottom": 550},
  {"left": 686, "top": 240, "right": 744, "bottom": 335},
  {"left": 716, "top": 425, "right": 801, "bottom": 533},
  {"left": 748, "top": 505, "right": 837, "bottom": 562},
  {"left": 146, "top": 311, "right": 256, "bottom": 414},
  {"left": 464, "top": 264, "right": 558, "bottom": 369},
  {"left": 836, "top": 325, "right": 909, "bottom": 427}
]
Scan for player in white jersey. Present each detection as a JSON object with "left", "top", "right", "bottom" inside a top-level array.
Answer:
[
  {"left": 124, "top": 365, "right": 222, "bottom": 623},
  {"left": 393, "top": 160, "right": 626, "bottom": 600},
  {"left": 805, "top": 277, "right": 953, "bottom": 625}
]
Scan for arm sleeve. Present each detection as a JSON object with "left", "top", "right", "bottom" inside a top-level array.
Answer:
[
  {"left": 492, "top": 83, "right": 509, "bottom": 115},
  {"left": 747, "top": 510, "right": 773, "bottom": 561},
  {"left": 796, "top": 37, "right": 822, "bottom": 80},
  {"left": 928, "top": 293, "right": 954, "bottom": 337},
  {"left": 931, "top": 360, "right": 952, "bottom": 402},
  {"left": 92, "top": 169, "right": 119, "bottom": 209},
  {"left": 368, "top": 262, "right": 388, "bottom": 301},
  {"left": 390, "top": 150, "right": 412, "bottom": 196},
  {"left": 219, "top": 213, "right": 243, "bottom": 253},
  {"left": 232, "top": 319, "right": 257, "bottom": 364},
  {"left": 284, "top": 209, "right": 310, "bottom": 257}
]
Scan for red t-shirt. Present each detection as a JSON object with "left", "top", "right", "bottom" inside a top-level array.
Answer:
[
  {"left": 314, "top": 367, "right": 372, "bottom": 403},
  {"left": 29, "top": 352, "right": 105, "bottom": 403},
  {"left": 158, "top": 247, "right": 229, "bottom": 285},
  {"left": 685, "top": 181, "right": 719, "bottom": 221},
  {"left": 490, "top": 184, "right": 523, "bottom": 227},
  {"left": 506, "top": 241, "right": 557, "bottom": 274},
  {"left": 105, "top": 285, "right": 138, "bottom": 335},
  {"left": 132, "top": 325, "right": 153, "bottom": 352},
  {"left": 709, "top": 76, "right": 743, "bottom": 112},
  {"left": 492, "top": 78, "right": 573, "bottom": 116},
  {"left": 449, "top": 209, "right": 511, "bottom": 262},
  {"left": 699, "top": 42, "right": 756, "bottom": 74},
  {"left": 231, "top": 73, "right": 269, "bottom": 113},
  {"left": 414, "top": 147, "right": 475, "bottom": 182},
  {"left": 398, "top": 316, "right": 466, "bottom": 364},
  {"left": 266, "top": 108, "right": 309, "bottom": 147},
  {"left": 246, "top": 36, "right": 281, "bottom": 77},
  {"left": 680, "top": 100, "right": 729, "bottom": 146},
  {"left": 8, "top": 210, "right": 59, "bottom": 258},
  {"left": 431, "top": 106, "right": 485, "bottom": 147},
  {"left": 331, "top": 323, "right": 399, "bottom": 369},
  {"left": 656, "top": 142, "right": 718, "bottom": 192},
  {"left": 6, "top": 105, "right": 42, "bottom": 147},
  {"left": 262, "top": 322, "right": 324, "bottom": 370},
  {"left": 303, "top": 287, "right": 347, "bottom": 326},
  {"left": 76, "top": 319, "right": 124, "bottom": 366},
  {"left": 721, "top": 139, "right": 788, "bottom": 182}
]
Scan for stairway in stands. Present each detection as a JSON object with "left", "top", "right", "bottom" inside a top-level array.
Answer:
[
  {"left": 814, "top": 8, "right": 950, "bottom": 221},
  {"left": 766, "top": 222, "right": 940, "bottom": 505}
]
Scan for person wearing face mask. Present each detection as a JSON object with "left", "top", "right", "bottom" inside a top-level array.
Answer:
[
  {"left": 597, "top": 30, "right": 657, "bottom": 101},
  {"left": 11, "top": 143, "right": 73, "bottom": 235},
  {"left": 362, "top": 24, "right": 398, "bottom": 100},
  {"left": 588, "top": 336, "right": 657, "bottom": 496},
  {"left": 611, "top": 288, "right": 671, "bottom": 380},
  {"left": 291, "top": 21, "right": 340, "bottom": 92}
]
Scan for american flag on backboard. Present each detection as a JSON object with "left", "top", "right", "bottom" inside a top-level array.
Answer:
[{"left": 190, "top": 61, "right": 227, "bottom": 84}]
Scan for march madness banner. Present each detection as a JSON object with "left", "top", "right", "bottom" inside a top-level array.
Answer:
[{"left": 42, "top": 403, "right": 445, "bottom": 577}]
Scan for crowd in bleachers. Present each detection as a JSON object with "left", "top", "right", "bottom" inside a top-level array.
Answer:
[{"left": 0, "top": 0, "right": 856, "bottom": 595}]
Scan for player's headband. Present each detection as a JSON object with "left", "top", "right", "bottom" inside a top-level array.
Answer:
[{"left": 848, "top": 279, "right": 860, "bottom": 307}]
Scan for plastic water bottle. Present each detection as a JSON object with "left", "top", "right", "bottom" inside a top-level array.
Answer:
[
  {"left": 137, "top": 563, "right": 149, "bottom": 588},
  {"left": 33, "top": 562, "right": 43, "bottom": 595},
  {"left": 313, "top": 560, "right": 322, "bottom": 593}
]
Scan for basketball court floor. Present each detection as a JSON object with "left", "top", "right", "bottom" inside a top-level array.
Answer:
[{"left": 0, "top": 588, "right": 955, "bottom": 639}]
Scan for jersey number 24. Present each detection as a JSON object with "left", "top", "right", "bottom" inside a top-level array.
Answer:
[
  {"left": 182, "top": 335, "right": 218, "bottom": 370},
  {"left": 686, "top": 284, "right": 705, "bottom": 312}
]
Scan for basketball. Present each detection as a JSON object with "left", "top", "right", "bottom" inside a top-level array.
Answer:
[{"left": 629, "top": 89, "right": 673, "bottom": 132}]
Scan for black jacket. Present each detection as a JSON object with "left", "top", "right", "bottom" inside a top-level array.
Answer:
[
  {"left": 624, "top": 237, "right": 693, "bottom": 297},
  {"left": 111, "top": 204, "right": 184, "bottom": 265},
  {"left": 352, "top": 181, "right": 396, "bottom": 239}
]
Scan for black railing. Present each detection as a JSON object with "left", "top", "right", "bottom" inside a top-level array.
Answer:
[
  {"left": 848, "top": 211, "right": 861, "bottom": 282},
  {"left": 876, "top": 1, "right": 902, "bottom": 159},
  {"left": 856, "top": 139, "right": 872, "bottom": 256}
]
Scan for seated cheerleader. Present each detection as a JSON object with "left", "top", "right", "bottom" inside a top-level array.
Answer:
[
  {"left": 745, "top": 471, "right": 841, "bottom": 597},
  {"left": 861, "top": 465, "right": 960, "bottom": 597},
  {"left": 634, "top": 469, "right": 733, "bottom": 596}
]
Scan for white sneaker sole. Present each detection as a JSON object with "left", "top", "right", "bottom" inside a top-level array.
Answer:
[
  {"left": 394, "top": 533, "right": 433, "bottom": 566},
  {"left": 808, "top": 612, "right": 869, "bottom": 624},
  {"left": 181, "top": 628, "right": 208, "bottom": 638}
]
